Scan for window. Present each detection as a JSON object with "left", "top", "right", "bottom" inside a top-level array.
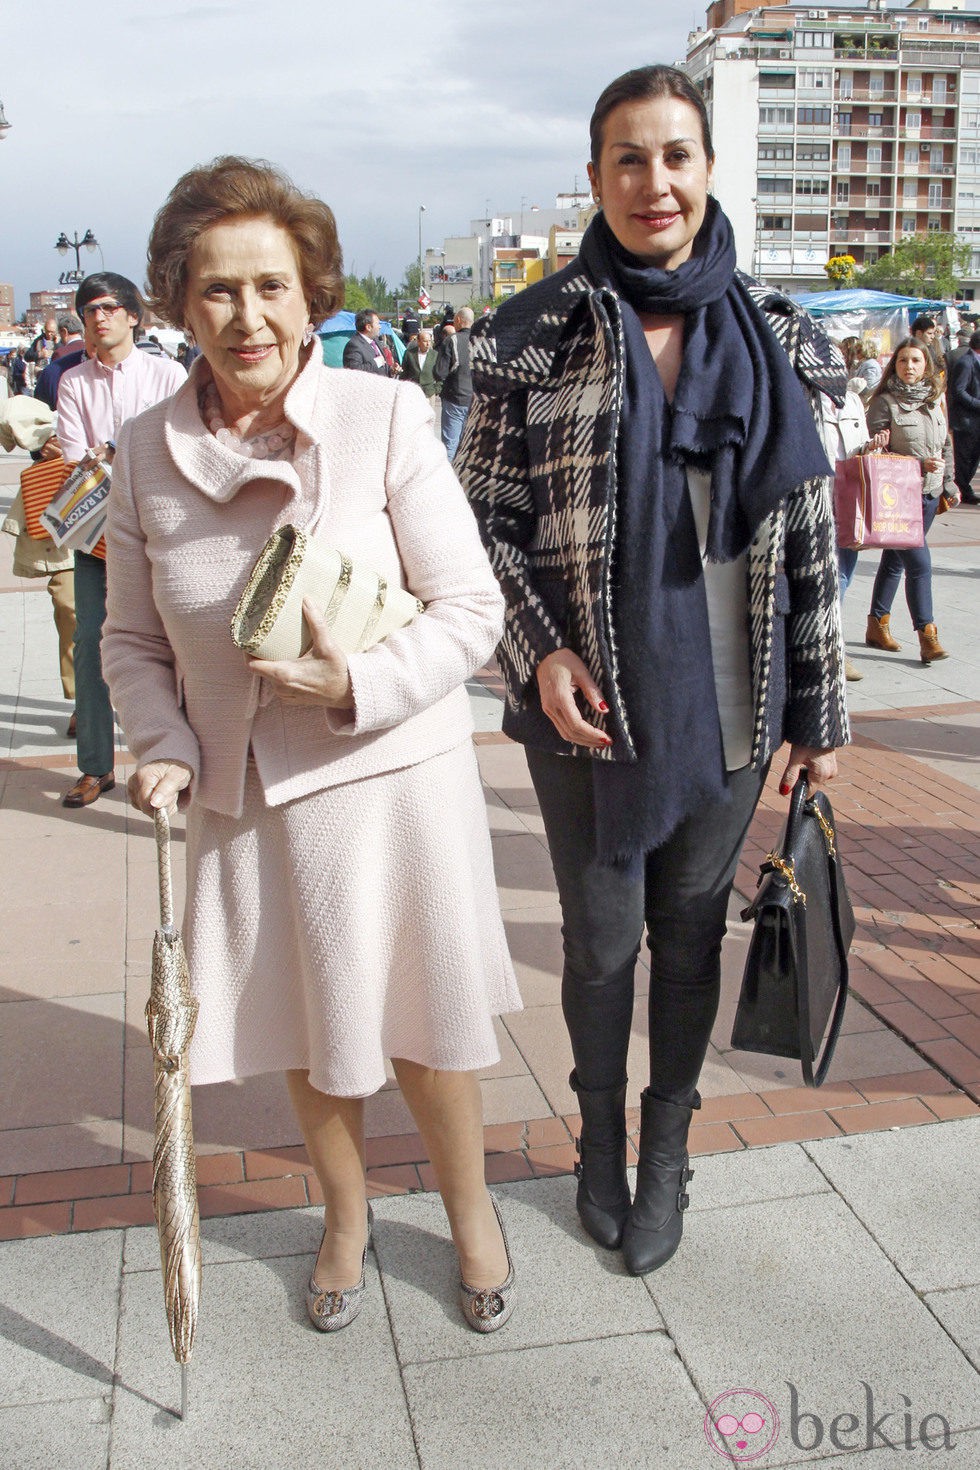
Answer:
[
  {"left": 928, "top": 217, "right": 942, "bottom": 232},
  {"left": 760, "top": 72, "right": 794, "bottom": 91},
  {"left": 798, "top": 143, "right": 830, "bottom": 161},
  {"left": 928, "top": 182, "right": 943, "bottom": 207},
  {"left": 759, "top": 144, "right": 794, "bottom": 160},
  {"left": 867, "top": 144, "right": 882, "bottom": 166},
  {"left": 760, "top": 215, "right": 792, "bottom": 231},
  {"left": 866, "top": 180, "right": 881, "bottom": 199},
  {"left": 760, "top": 105, "right": 794, "bottom": 126},
  {"left": 839, "top": 74, "right": 853, "bottom": 100},
  {"left": 931, "top": 145, "right": 944, "bottom": 170},
  {"left": 796, "top": 178, "right": 829, "bottom": 196},
  {"left": 903, "top": 216, "right": 917, "bottom": 233},
  {"left": 904, "top": 143, "right": 919, "bottom": 166},
  {"left": 800, "top": 69, "right": 831, "bottom": 90},
  {"left": 868, "top": 112, "right": 884, "bottom": 128},
  {"left": 962, "top": 148, "right": 980, "bottom": 169},
  {"left": 837, "top": 143, "right": 852, "bottom": 170},
  {"left": 798, "top": 30, "right": 832, "bottom": 49},
  {"left": 836, "top": 181, "right": 850, "bottom": 204},
  {"left": 869, "top": 75, "right": 884, "bottom": 97},
  {"left": 904, "top": 179, "right": 919, "bottom": 200},
  {"left": 962, "top": 73, "right": 980, "bottom": 96},
  {"left": 917, "top": 17, "right": 928, "bottom": 31},
  {"left": 933, "top": 78, "right": 947, "bottom": 103},
  {"left": 838, "top": 111, "right": 852, "bottom": 134},
  {"left": 798, "top": 106, "right": 831, "bottom": 125},
  {"left": 907, "top": 110, "right": 922, "bottom": 130},
  {"left": 758, "top": 177, "right": 793, "bottom": 194},
  {"left": 907, "top": 73, "right": 922, "bottom": 98}
]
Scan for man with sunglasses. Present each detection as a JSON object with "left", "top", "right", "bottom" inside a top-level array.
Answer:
[{"left": 56, "top": 272, "right": 185, "bottom": 808}]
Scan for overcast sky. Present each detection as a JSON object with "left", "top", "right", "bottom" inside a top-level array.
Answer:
[{"left": 1, "top": 0, "right": 701, "bottom": 316}]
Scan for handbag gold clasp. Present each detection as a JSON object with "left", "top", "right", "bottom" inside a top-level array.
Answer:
[
  {"left": 808, "top": 801, "right": 837, "bottom": 859},
  {"left": 765, "top": 851, "right": 806, "bottom": 905}
]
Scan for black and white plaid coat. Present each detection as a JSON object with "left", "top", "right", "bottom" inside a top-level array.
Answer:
[{"left": 455, "top": 264, "right": 851, "bottom": 768}]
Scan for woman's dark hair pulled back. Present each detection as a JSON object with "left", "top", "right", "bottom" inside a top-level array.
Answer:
[{"left": 589, "top": 65, "right": 714, "bottom": 166}]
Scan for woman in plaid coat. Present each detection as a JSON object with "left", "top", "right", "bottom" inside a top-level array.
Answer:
[{"left": 456, "top": 65, "right": 849, "bottom": 1277}]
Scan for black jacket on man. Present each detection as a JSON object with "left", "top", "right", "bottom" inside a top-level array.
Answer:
[
  {"left": 343, "top": 333, "right": 386, "bottom": 373},
  {"left": 949, "top": 349, "right": 980, "bottom": 498},
  {"left": 435, "top": 329, "right": 472, "bottom": 406}
]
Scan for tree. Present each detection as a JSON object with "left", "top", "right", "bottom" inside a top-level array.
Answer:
[
  {"left": 342, "top": 270, "right": 395, "bottom": 315},
  {"left": 825, "top": 254, "right": 856, "bottom": 289},
  {"left": 399, "top": 261, "right": 423, "bottom": 303},
  {"left": 342, "top": 275, "right": 372, "bottom": 313},
  {"left": 858, "top": 233, "right": 971, "bottom": 300}
]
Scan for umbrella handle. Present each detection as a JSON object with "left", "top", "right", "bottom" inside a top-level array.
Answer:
[{"left": 154, "top": 808, "right": 176, "bottom": 932}]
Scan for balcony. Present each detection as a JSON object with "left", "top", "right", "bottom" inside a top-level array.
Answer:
[
  {"left": 837, "top": 161, "right": 895, "bottom": 175},
  {"left": 834, "top": 46, "right": 898, "bottom": 62},
  {"left": 825, "top": 228, "right": 899, "bottom": 243},
  {"left": 838, "top": 87, "right": 899, "bottom": 102},
  {"left": 836, "top": 124, "right": 898, "bottom": 139}
]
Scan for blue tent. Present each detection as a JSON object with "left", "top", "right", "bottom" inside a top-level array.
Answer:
[
  {"left": 315, "top": 311, "right": 405, "bottom": 369},
  {"left": 792, "top": 288, "right": 947, "bottom": 316},
  {"left": 790, "top": 288, "right": 954, "bottom": 360}
]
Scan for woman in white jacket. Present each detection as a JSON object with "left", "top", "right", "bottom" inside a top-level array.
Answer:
[{"left": 102, "top": 157, "right": 520, "bottom": 1335}]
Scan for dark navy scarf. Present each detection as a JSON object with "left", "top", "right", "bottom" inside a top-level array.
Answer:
[{"left": 580, "top": 203, "right": 831, "bottom": 869}]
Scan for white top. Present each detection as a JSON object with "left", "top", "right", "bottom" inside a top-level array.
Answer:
[{"left": 686, "top": 467, "right": 753, "bottom": 771}]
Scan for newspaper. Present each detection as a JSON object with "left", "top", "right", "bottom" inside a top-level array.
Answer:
[{"left": 39, "top": 460, "right": 111, "bottom": 553}]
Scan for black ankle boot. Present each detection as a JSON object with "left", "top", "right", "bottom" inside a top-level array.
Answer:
[
  {"left": 569, "top": 1070, "right": 632, "bottom": 1250},
  {"left": 621, "top": 1089, "right": 698, "bottom": 1276}
]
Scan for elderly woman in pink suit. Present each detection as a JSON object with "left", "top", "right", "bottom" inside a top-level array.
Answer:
[{"left": 102, "top": 157, "right": 520, "bottom": 1334}]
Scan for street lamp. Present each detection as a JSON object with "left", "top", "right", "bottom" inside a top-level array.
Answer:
[
  {"left": 417, "top": 204, "right": 425, "bottom": 309},
  {"left": 55, "top": 229, "right": 99, "bottom": 276},
  {"left": 0, "top": 99, "right": 11, "bottom": 140}
]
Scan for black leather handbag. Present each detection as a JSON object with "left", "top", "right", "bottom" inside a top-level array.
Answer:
[{"left": 731, "top": 775, "right": 855, "bottom": 1087}]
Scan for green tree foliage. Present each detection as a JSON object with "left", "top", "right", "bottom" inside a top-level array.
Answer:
[
  {"left": 342, "top": 270, "right": 395, "bottom": 315},
  {"left": 400, "top": 261, "right": 423, "bottom": 302},
  {"left": 341, "top": 275, "right": 372, "bottom": 313},
  {"left": 858, "top": 233, "right": 971, "bottom": 300}
]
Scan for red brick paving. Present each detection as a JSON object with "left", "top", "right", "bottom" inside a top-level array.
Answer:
[{"left": 1, "top": 703, "right": 978, "bottom": 1241}]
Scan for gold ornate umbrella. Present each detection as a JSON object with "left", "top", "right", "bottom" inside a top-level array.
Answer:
[{"left": 147, "top": 807, "right": 202, "bottom": 1420}]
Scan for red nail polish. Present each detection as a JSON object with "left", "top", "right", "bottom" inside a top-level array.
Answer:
[
  {"left": 779, "top": 782, "right": 791, "bottom": 796},
  {"left": 598, "top": 700, "right": 609, "bottom": 713}
]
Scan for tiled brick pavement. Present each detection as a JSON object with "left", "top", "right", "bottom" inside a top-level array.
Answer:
[{"left": 2, "top": 444, "right": 979, "bottom": 1241}]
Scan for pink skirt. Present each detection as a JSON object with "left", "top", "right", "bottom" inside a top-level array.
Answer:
[{"left": 183, "top": 741, "right": 521, "bottom": 1096}]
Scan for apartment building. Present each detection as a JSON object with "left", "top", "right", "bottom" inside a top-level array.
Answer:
[
  {"left": 685, "top": 0, "right": 980, "bottom": 297},
  {"left": 423, "top": 193, "right": 592, "bottom": 308}
]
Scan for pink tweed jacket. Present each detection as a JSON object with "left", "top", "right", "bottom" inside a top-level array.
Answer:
[{"left": 102, "top": 347, "right": 505, "bottom": 817}]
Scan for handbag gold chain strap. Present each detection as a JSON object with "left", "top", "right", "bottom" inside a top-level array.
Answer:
[
  {"left": 807, "top": 800, "right": 837, "bottom": 859},
  {"left": 764, "top": 851, "right": 806, "bottom": 905}
]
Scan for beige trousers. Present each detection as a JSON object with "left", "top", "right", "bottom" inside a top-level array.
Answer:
[{"left": 47, "top": 570, "right": 76, "bottom": 700}]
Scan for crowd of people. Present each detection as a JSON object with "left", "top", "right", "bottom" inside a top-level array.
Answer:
[
  {"left": 0, "top": 60, "right": 976, "bottom": 1340},
  {"left": 340, "top": 302, "right": 475, "bottom": 459}
]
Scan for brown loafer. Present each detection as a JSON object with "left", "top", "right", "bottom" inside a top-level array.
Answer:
[
  {"left": 66, "top": 712, "right": 77, "bottom": 738},
  {"left": 63, "top": 772, "right": 115, "bottom": 808}
]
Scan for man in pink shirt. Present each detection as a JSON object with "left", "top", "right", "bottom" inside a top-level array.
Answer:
[{"left": 57, "top": 272, "right": 185, "bottom": 807}]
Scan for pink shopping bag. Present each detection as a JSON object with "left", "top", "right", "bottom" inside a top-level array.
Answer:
[{"left": 833, "top": 453, "right": 924, "bottom": 550}]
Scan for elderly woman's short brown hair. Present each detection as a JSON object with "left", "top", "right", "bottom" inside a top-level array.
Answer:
[{"left": 146, "top": 156, "right": 343, "bottom": 329}]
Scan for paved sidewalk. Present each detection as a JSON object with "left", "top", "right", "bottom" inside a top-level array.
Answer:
[{"left": 1, "top": 445, "right": 978, "bottom": 1466}]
